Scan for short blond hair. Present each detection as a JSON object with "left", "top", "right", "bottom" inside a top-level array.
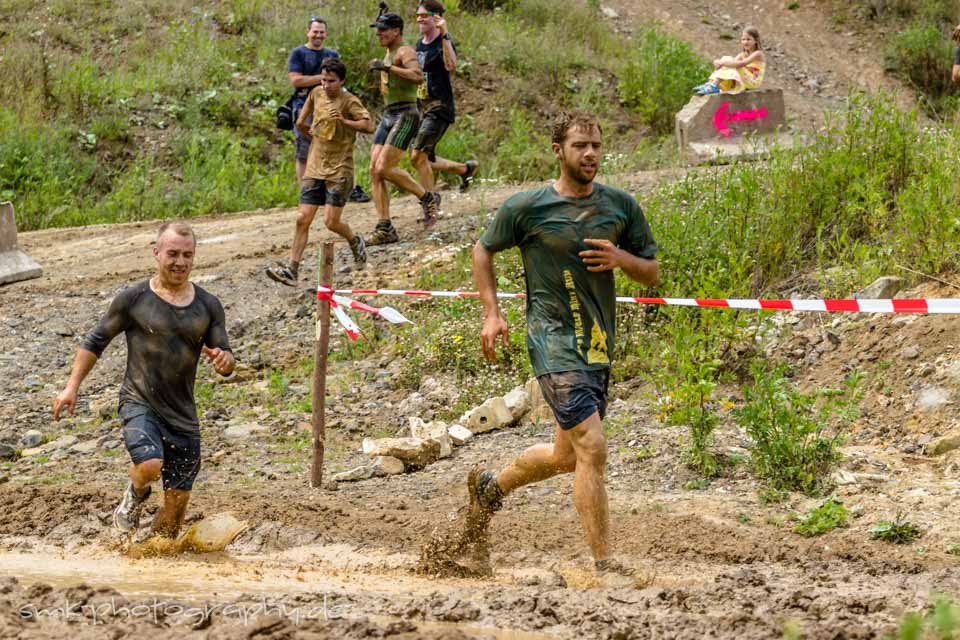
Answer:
[{"left": 156, "top": 221, "right": 196, "bottom": 248}]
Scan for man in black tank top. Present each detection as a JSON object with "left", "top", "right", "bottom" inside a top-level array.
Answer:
[
  {"left": 53, "top": 222, "right": 235, "bottom": 538},
  {"left": 411, "top": 0, "right": 478, "bottom": 195}
]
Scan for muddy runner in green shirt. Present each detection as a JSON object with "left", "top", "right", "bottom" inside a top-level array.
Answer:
[{"left": 479, "top": 182, "right": 658, "bottom": 376}]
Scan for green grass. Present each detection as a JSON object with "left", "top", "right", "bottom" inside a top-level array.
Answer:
[{"left": 871, "top": 514, "right": 923, "bottom": 544}]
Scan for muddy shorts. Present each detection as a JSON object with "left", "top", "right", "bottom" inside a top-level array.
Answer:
[
  {"left": 120, "top": 403, "right": 202, "bottom": 491},
  {"left": 537, "top": 369, "right": 610, "bottom": 430},
  {"left": 300, "top": 176, "right": 353, "bottom": 208},
  {"left": 373, "top": 102, "right": 420, "bottom": 151},
  {"left": 411, "top": 111, "right": 451, "bottom": 162}
]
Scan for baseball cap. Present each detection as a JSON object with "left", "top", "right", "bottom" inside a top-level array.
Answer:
[{"left": 371, "top": 12, "right": 403, "bottom": 30}]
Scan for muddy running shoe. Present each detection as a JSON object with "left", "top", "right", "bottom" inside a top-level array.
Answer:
[
  {"left": 349, "top": 184, "right": 371, "bottom": 203},
  {"left": 595, "top": 557, "right": 647, "bottom": 589},
  {"left": 419, "top": 191, "right": 442, "bottom": 227},
  {"left": 349, "top": 234, "right": 367, "bottom": 265},
  {"left": 468, "top": 467, "right": 504, "bottom": 514},
  {"left": 367, "top": 221, "right": 399, "bottom": 246},
  {"left": 113, "top": 481, "right": 151, "bottom": 533},
  {"left": 460, "top": 160, "right": 479, "bottom": 193},
  {"left": 265, "top": 262, "right": 298, "bottom": 287}
]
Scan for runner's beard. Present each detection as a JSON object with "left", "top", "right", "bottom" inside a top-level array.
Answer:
[{"left": 561, "top": 153, "right": 597, "bottom": 186}]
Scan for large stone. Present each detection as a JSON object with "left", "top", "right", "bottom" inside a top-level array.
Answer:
[
  {"left": 856, "top": 276, "right": 904, "bottom": 300},
  {"left": 373, "top": 455, "right": 405, "bottom": 476},
  {"left": 408, "top": 417, "right": 452, "bottom": 458},
  {"left": 525, "top": 377, "right": 555, "bottom": 425},
  {"left": 70, "top": 440, "right": 98, "bottom": 455},
  {"left": 465, "top": 397, "right": 514, "bottom": 434},
  {"left": 223, "top": 422, "right": 269, "bottom": 439},
  {"left": 0, "top": 202, "right": 42, "bottom": 286},
  {"left": 927, "top": 428, "right": 960, "bottom": 456},
  {"left": 448, "top": 424, "right": 473, "bottom": 446},
  {"left": 361, "top": 437, "right": 441, "bottom": 468},
  {"left": 918, "top": 387, "right": 951, "bottom": 413},
  {"left": 675, "top": 89, "right": 790, "bottom": 164},
  {"left": 20, "top": 430, "right": 43, "bottom": 448},
  {"left": 503, "top": 386, "right": 530, "bottom": 421},
  {"left": 332, "top": 465, "right": 376, "bottom": 483}
]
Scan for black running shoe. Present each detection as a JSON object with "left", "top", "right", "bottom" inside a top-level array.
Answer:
[
  {"left": 349, "top": 185, "right": 371, "bottom": 203},
  {"left": 265, "top": 262, "right": 298, "bottom": 287},
  {"left": 349, "top": 234, "right": 367, "bottom": 264},
  {"left": 113, "top": 481, "right": 151, "bottom": 532},
  {"left": 460, "top": 160, "right": 479, "bottom": 193}
]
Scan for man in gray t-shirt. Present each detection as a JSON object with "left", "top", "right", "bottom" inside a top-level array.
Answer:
[{"left": 53, "top": 222, "right": 234, "bottom": 538}]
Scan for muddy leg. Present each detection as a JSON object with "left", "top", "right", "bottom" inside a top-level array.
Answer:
[
  {"left": 151, "top": 489, "right": 191, "bottom": 538},
  {"left": 565, "top": 412, "right": 609, "bottom": 561}
]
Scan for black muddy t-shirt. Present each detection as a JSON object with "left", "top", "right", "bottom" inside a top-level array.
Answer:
[
  {"left": 81, "top": 280, "right": 231, "bottom": 435},
  {"left": 416, "top": 35, "right": 456, "bottom": 122}
]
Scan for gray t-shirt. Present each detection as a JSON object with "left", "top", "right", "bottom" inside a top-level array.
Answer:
[{"left": 82, "top": 281, "right": 231, "bottom": 435}]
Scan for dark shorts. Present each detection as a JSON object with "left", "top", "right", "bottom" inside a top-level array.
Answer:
[
  {"left": 373, "top": 102, "right": 420, "bottom": 150},
  {"left": 537, "top": 369, "right": 610, "bottom": 430},
  {"left": 120, "top": 403, "right": 201, "bottom": 491},
  {"left": 411, "top": 111, "right": 451, "bottom": 161},
  {"left": 300, "top": 176, "right": 353, "bottom": 208}
]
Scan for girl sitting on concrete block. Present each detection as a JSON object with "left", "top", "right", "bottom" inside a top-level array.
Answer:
[{"left": 693, "top": 26, "right": 765, "bottom": 95}]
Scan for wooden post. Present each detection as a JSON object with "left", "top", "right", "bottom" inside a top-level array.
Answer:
[{"left": 311, "top": 241, "right": 334, "bottom": 488}]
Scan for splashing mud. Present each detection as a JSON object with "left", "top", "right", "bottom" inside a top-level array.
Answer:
[{"left": 123, "top": 512, "right": 248, "bottom": 558}]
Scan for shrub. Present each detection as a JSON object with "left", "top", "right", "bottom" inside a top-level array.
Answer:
[
  {"left": 734, "top": 363, "right": 859, "bottom": 495},
  {"left": 871, "top": 514, "right": 922, "bottom": 544},
  {"left": 885, "top": 22, "right": 958, "bottom": 116},
  {"left": 794, "top": 496, "right": 849, "bottom": 537},
  {"left": 618, "top": 24, "right": 711, "bottom": 134}
]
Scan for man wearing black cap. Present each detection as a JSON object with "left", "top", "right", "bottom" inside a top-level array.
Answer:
[
  {"left": 288, "top": 17, "right": 371, "bottom": 203},
  {"left": 411, "top": 0, "right": 478, "bottom": 194},
  {"left": 367, "top": 12, "right": 442, "bottom": 245}
]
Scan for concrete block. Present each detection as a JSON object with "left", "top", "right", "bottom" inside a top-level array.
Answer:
[
  {"left": 361, "top": 436, "right": 441, "bottom": 468},
  {"left": 466, "top": 397, "right": 514, "bottom": 434},
  {"left": 0, "top": 202, "right": 42, "bottom": 286},
  {"left": 503, "top": 386, "right": 530, "bottom": 421},
  {"left": 448, "top": 424, "right": 473, "bottom": 446},
  {"left": 408, "top": 416, "right": 453, "bottom": 458},
  {"left": 675, "top": 89, "right": 790, "bottom": 163}
]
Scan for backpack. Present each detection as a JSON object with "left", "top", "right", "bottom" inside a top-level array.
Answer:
[{"left": 276, "top": 96, "right": 295, "bottom": 130}]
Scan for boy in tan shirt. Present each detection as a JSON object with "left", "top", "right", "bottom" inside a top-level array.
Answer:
[{"left": 267, "top": 58, "right": 375, "bottom": 286}]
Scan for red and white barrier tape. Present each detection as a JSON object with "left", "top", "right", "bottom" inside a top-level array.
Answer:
[
  {"left": 317, "top": 286, "right": 960, "bottom": 341},
  {"left": 329, "top": 287, "right": 960, "bottom": 315}
]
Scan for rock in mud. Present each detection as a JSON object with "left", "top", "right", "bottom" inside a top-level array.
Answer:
[
  {"left": 464, "top": 397, "right": 514, "bottom": 434},
  {"left": 926, "top": 427, "right": 960, "bottom": 456},
  {"left": 361, "top": 437, "right": 441, "bottom": 468},
  {"left": 373, "top": 455, "right": 405, "bottom": 475},
  {"left": 223, "top": 422, "right": 268, "bottom": 439},
  {"left": 20, "top": 429, "right": 42, "bottom": 448},
  {"left": 448, "top": 424, "right": 473, "bottom": 446},
  {"left": 332, "top": 465, "right": 377, "bottom": 483},
  {"left": 856, "top": 276, "right": 904, "bottom": 299},
  {"left": 409, "top": 417, "right": 453, "bottom": 459},
  {"left": 503, "top": 385, "right": 531, "bottom": 421}
]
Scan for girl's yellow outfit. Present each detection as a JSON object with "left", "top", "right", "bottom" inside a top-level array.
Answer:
[{"left": 709, "top": 57, "right": 765, "bottom": 94}]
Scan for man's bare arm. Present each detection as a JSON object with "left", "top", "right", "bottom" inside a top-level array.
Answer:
[
  {"left": 472, "top": 241, "right": 510, "bottom": 362},
  {"left": 391, "top": 47, "right": 425, "bottom": 83},
  {"left": 53, "top": 349, "right": 99, "bottom": 420},
  {"left": 288, "top": 71, "right": 322, "bottom": 89}
]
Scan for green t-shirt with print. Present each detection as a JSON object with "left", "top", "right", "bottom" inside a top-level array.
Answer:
[{"left": 480, "top": 183, "right": 658, "bottom": 376}]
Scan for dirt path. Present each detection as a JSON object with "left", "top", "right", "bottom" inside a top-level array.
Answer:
[{"left": 603, "top": 0, "right": 916, "bottom": 131}]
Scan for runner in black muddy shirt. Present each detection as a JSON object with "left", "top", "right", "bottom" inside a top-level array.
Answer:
[
  {"left": 52, "top": 221, "right": 235, "bottom": 537},
  {"left": 469, "top": 111, "right": 659, "bottom": 586},
  {"left": 410, "top": 0, "right": 478, "bottom": 195}
]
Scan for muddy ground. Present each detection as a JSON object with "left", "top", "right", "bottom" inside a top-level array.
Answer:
[{"left": 2, "top": 165, "right": 960, "bottom": 639}]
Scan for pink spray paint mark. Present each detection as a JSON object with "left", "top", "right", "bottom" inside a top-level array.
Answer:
[{"left": 712, "top": 102, "right": 768, "bottom": 138}]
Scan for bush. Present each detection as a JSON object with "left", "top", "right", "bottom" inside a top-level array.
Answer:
[
  {"left": 618, "top": 24, "right": 711, "bottom": 134},
  {"left": 734, "top": 363, "right": 859, "bottom": 495},
  {"left": 885, "top": 22, "right": 958, "bottom": 116}
]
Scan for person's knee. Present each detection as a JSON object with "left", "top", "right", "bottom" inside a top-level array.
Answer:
[
  {"left": 296, "top": 208, "right": 316, "bottom": 229},
  {"left": 573, "top": 428, "right": 607, "bottom": 468},
  {"left": 410, "top": 148, "right": 428, "bottom": 167},
  {"left": 137, "top": 458, "right": 163, "bottom": 480}
]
